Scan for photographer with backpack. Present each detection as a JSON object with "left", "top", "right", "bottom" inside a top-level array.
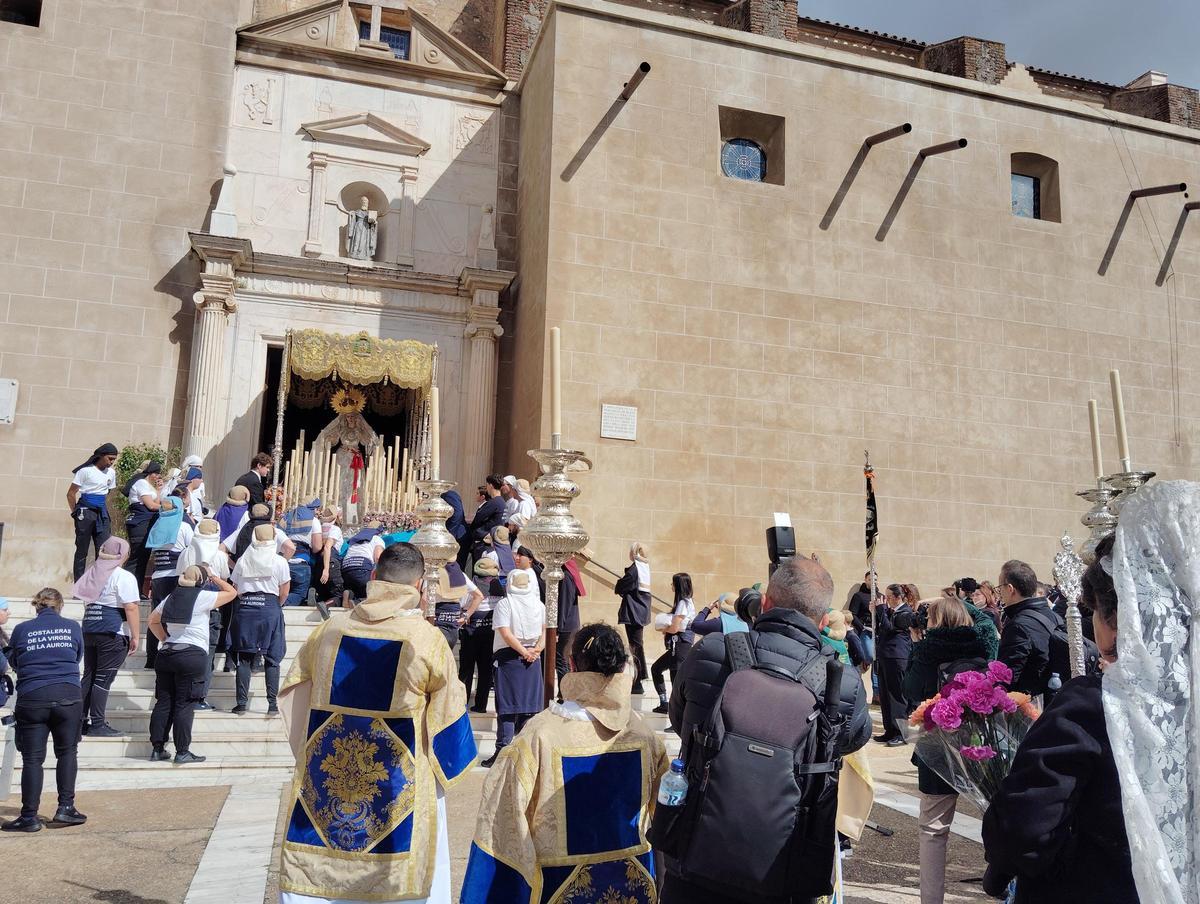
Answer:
[{"left": 657, "top": 556, "right": 871, "bottom": 904}]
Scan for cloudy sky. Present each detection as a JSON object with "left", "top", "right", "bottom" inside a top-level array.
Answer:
[{"left": 798, "top": 0, "right": 1200, "bottom": 88}]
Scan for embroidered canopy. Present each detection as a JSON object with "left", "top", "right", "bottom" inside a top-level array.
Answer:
[{"left": 288, "top": 329, "right": 435, "bottom": 390}]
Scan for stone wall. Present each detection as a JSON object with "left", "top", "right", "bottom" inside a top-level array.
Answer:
[
  {"left": 0, "top": 0, "right": 238, "bottom": 592},
  {"left": 512, "top": 0, "right": 1200, "bottom": 605}
]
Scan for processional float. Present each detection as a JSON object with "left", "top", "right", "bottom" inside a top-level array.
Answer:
[
  {"left": 268, "top": 328, "right": 438, "bottom": 526},
  {"left": 1057, "top": 369, "right": 1155, "bottom": 677}
]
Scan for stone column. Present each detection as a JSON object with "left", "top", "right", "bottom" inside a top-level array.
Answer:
[
  {"left": 185, "top": 235, "right": 252, "bottom": 465},
  {"left": 303, "top": 153, "right": 328, "bottom": 257},
  {"left": 460, "top": 268, "right": 515, "bottom": 482}
]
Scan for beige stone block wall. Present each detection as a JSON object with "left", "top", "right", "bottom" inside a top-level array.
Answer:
[
  {"left": 511, "top": 0, "right": 1200, "bottom": 611},
  {"left": 0, "top": 0, "right": 238, "bottom": 592}
]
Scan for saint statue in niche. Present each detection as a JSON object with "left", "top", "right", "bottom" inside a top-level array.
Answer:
[{"left": 346, "top": 196, "right": 378, "bottom": 261}]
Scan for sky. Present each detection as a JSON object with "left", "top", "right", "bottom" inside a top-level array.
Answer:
[{"left": 798, "top": 0, "right": 1200, "bottom": 88}]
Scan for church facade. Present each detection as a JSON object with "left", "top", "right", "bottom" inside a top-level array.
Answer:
[{"left": 2, "top": 0, "right": 1200, "bottom": 599}]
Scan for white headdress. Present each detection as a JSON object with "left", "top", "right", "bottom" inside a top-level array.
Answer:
[{"left": 1103, "top": 480, "right": 1199, "bottom": 904}]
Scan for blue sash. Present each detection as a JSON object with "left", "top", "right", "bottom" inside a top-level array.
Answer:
[
  {"left": 152, "top": 546, "right": 182, "bottom": 575},
  {"left": 125, "top": 501, "right": 155, "bottom": 532},
  {"left": 79, "top": 492, "right": 110, "bottom": 531},
  {"left": 82, "top": 601, "right": 127, "bottom": 635}
]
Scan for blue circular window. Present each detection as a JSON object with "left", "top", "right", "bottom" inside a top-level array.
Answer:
[{"left": 721, "top": 138, "right": 766, "bottom": 181}]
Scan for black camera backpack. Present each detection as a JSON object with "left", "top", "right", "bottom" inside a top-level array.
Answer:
[{"left": 650, "top": 632, "right": 846, "bottom": 899}]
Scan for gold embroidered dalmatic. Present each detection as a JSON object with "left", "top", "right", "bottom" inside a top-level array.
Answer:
[
  {"left": 278, "top": 581, "right": 477, "bottom": 902},
  {"left": 461, "top": 669, "right": 670, "bottom": 903}
]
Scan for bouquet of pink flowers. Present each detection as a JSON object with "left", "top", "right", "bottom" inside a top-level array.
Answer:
[{"left": 907, "top": 661, "right": 1041, "bottom": 811}]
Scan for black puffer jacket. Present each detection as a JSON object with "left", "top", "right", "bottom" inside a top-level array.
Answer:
[
  {"left": 982, "top": 673, "right": 1137, "bottom": 904},
  {"left": 668, "top": 608, "right": 871, "bottom": 763}
]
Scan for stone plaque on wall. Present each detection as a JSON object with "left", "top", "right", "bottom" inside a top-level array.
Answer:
[{"left": 600, "top": 403, "right": 637, "bottom": 441}]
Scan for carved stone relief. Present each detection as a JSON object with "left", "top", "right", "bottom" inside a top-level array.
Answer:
[
  {"left": 453, "top": 107, "right": 497, "bottom": 165},
  {"left": 234, "top": 71, "right": 282, "bottom": 131}
]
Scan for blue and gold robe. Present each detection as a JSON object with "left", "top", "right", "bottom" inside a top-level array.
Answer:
[
  {"left": 278, "top": 581, "right": 477, "bottom": 901},
  {"left": 461, "top": 668, "right": 669, "bottom": 903}
]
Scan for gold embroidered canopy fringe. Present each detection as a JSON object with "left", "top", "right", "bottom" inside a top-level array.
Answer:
[{"left": 288, "top": 328, "right": 435, "bottom": 389}]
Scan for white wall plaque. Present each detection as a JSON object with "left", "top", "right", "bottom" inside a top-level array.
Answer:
[
  {"left": 600, "top": 403, "right": 637, "bottom": 441},
  {"left": 0, "top": 379, "right": 17, "bottom": 425}
]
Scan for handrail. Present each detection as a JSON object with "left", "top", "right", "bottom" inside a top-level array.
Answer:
[{"left": 578, "top": 554, "right": 674, "bottom": 613}]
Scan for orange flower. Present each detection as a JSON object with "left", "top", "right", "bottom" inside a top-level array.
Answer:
[
  {"left": 909, "top": 695, "right": 940, "bottom": 726},
  {"left": 1007, "top": 691, "right": 1040, "bottom": 721}
]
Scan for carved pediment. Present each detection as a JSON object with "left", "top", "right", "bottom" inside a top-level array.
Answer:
[
  {"left": 239, "top": 0, "right": 506, "bottom": 89},
  {"left": 403, "top": 6, "right": 506, "bottom": 82},
  {"left": 302, "top": 112, "right": 430, "bottom": 156},
  {"left": 242, "top": 0, "right": 344, "bottom": 48}
]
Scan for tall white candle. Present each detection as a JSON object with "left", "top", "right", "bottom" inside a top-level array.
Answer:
[
  {"left": 1109, "top": 369, "right": 1130, "bottom": 467},
  {"left": 430, "top": 386, "right": 440, "bottom": 480},
  {"left": 1087, "top": 399, "right": 1104, "bottom": 481},
  {"left": 550, "top": 326, "right": 562, "bottom": 445}
]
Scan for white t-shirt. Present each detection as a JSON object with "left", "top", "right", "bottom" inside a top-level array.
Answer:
[
  {"left": 321, "top": 523, "right": 344, "bottom": 551},
  {"left": 345, "top": 535, "right": 384, "bottom": 566},
  {"left": 231, "top": 555, "right": 292, "bottom": 597},
  {"left": 152, "top": 522, "right": 195, "bottom": 579},
  {"left": 228, "top": 515, "right": 290, "bottom": 554},
  {"left": 155, "top": 589, "right": 217, "bottom": 651},
  {"left": 72, "top": 466, "right": 116, "bottom": 496},
  {"left": 89, "top": 569, "right": 141, "bottom": 637},
  {"left": 189, "top": 493, "right": 205, "bottom": 522},
  {"left": 492, "top": 589, "right": 545, "bottom": 652},
  {"left": 674, "top": 597, "right": 696, "bottom": 639},
  {"left": 128, "top": 478, "right": 156, "bottom": 505}
]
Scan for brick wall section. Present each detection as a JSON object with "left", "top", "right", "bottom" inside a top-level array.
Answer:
[
  {"left": 716, "top": 0, "right": 748, "bottom": 31},
  {"left": 502, "top": 0, "right": 551, "bottom": 78},
  {"left": 0, "top": 0, "right": 237, "bottom": 591},
  {"left": 921, "top": 37, "right": 1007, "bottom": 85},
  {"left": 718, "top": 0, "right": 797, "bottom": 41},
  {"left": 1110, "top": 84, "right": 1200, "bottom": 129}
]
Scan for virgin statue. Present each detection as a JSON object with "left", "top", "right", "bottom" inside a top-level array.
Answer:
[{"left": 314, "top": 387, "right": 380, "bottom": 523}]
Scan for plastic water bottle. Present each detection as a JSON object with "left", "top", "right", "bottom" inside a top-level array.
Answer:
[
  {"left": 1047, "top": 672, "right": 1062, "bottom": 692},
  {"left": 657, "top": 758, "right": 688, "bottom": 807}
]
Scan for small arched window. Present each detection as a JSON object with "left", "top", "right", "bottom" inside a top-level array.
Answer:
[
  {"left": 721, "top": 139, "right": 767, "bottom": 182},
  {"left": 1010, "top": 152, "right": 1061, "bottom": 222}
]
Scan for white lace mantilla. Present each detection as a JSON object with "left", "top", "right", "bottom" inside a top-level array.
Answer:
[{"left": 1104, "top": 480, "right": 1199, "bottom": 904}]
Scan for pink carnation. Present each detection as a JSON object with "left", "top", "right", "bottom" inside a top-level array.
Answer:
[
  {"left": 995, "top": 690, "right": 1018, "bottom": 713},
  {"left": 930, "top": 698, "right": 963, "bottom": 731},
  {"left": 987, "top": 661, "right": 1013, "bottom": 686},
  {"left": 960, "top": 744, "right": 997, "bottom": 761},
  {"left": 964, "top": 684, "right": 998, "bottom": 715}
]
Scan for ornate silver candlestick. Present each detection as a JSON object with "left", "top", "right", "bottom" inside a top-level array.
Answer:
[
  {"left": 1105, "top": 468, "right": 1156, "bottom": 517},
  {"left": 519, "top": 447, "right": 592, "bottom": 706},
  {"left": 409, "top": 478, "right": 458, "bottom": 619},
  {"left": 1076, "top": 482, "right": 1119, "bottom": 565}
]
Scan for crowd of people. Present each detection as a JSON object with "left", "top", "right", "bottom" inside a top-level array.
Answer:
[{"left": 0, "top": 442, "right": 1193, "bottom": 904}]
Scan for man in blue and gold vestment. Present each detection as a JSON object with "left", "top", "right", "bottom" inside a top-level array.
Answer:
[
  {"left": 461, "top": 622, "right": 669, "bottom": 903},
  {"left": 278, "top": 542, "right": 477, "bottom": 903}
]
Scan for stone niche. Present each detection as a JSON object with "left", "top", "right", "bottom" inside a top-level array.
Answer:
[{"left": 300, "top": 112, "right": 431, "bottom": 267}]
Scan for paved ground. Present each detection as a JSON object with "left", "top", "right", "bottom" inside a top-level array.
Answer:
[{"left": 0, "top": 786, "right": 228, "bottom": 904}]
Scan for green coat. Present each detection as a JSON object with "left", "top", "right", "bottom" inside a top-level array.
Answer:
[{"left": 904, "top": 603, "right": 999, "bottom": 794}]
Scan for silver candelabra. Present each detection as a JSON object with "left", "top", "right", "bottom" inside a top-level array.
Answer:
[
  {"left": 518, "top": 447, "right": 592, "bottom": 705},
  {"left": 409, "top": 478, "right": 458, "bottom": 619}
]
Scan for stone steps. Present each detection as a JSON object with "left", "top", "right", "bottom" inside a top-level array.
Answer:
[{"left": 2, "top": 598, "right": 682, "bottom": 788}]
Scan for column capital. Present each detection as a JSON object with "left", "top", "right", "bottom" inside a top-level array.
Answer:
[
  {"left": 193, "top": 273, "right": 238, "bottom": 315},
  {"left": 465, "top": 321, "right": 503, "bottom": 341},
  {"left": 310, "top": 152, "right": 329, "bottom": 169}
]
